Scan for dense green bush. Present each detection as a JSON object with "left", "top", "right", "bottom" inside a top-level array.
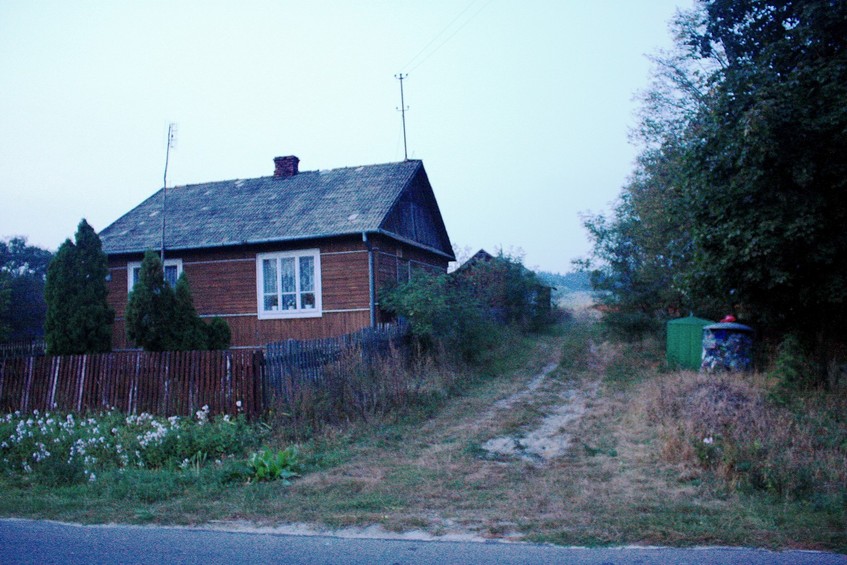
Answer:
[
  {"left": 126, "top": 251, "right": 230, "bottom": 351},
  {"left": 381, "top": 253, "right": 553, "bottom": 362},
  {"left": 770, "top": 334, "right": 819, "bottom": 397},
  {"left": 454, "top": 252, "right": 552, "bottom": 331},
  {"left": 380, "top": 272, "right": 500, "bottom": 363}
]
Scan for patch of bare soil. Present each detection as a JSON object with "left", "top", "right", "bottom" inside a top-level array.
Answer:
[
  {"left": 481, "top": 341, "right": 609, "bottom": 463},
  {"left": 482, "top": 382, "right": 599, "bottom": 462}
]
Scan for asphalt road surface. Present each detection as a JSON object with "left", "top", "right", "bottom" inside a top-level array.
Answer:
[{"left": 1, "top": 519, "right": 845, "bottom": 564}]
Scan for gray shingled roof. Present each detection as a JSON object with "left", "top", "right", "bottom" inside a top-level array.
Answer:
[{"left": 100, "top": 160, "right": 448, "bottom": 256}]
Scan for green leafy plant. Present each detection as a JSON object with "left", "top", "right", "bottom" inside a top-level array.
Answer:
[
  {"left": 0, "top": 409, "right": 260, "bottom": 486},
  {"left": 246, "top": 446, "right": 300, "bottom": 484}
]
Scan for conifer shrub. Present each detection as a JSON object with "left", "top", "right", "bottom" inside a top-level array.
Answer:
[{"left": 126, "top": 251, "right": 230, "bottom": 351}]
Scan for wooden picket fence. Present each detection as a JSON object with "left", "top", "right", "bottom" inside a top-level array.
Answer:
[
  {"left": 0, "top": 350, "right": 264, "bottom": 418},
  {"left": 0, "top": 324, "right": 409, "bottom": 419}
]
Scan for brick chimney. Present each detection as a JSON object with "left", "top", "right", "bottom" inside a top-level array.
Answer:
[{"left": 273, "top": 155, "right": 299, "bottom": 178}]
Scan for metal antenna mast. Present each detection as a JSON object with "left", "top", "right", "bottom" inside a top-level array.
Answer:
[
  {"left": 395, "top": 74, "right": 409, "bottom": 160},
  {"left": 160, "top": 123, "right": 177, "bottom": 263}
]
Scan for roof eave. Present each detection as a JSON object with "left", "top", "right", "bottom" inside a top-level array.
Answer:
[
  {"left": 373, "top": 229, "right": 456, "bottom": 261},
  {"left": 104, "top": 228, "right": 455, "bottom": 261}
]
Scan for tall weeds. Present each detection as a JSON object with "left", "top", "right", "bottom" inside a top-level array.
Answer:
[
  {"left": 268, "top": 344, "right": 464, "bottom": 440},
  {"left": 644, "top": 371, "right": 847, "bottom": 501}
]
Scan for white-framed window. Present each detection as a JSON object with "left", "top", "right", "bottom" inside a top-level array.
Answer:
[
  {"left": 256, "top": 249, "right": 322, "bottom": 319},
  {"left": 127, "top": 258, "right": 183, "bottom": 293}
]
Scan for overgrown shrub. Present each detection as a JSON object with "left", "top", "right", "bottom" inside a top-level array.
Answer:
[
  {"left": 380, "top": 273, "right": 501, "bottom": 363},
  {"left": 453, "top": 252, "right": 553, "bottom": 331},
  {"left": 381, "top": 253, "right": 556, "bottom": 363},
  {"left": 268, "top": 343, "right": 461, "bottom": 439},
  {"left": 770, "top": 334, "right": 819, "bottom": 397}
]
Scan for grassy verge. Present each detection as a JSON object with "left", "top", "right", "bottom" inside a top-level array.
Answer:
[{"left": 0, "top": 321, "right": 844, "bottom": 552}]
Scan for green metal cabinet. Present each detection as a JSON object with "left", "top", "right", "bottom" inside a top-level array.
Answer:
[{"left": 666, "top": 315, "right": 713, "bottom": 370}]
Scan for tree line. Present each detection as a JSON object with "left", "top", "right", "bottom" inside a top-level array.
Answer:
[{"left": 580, "top": 0, "right": 846, "bottom": 381}]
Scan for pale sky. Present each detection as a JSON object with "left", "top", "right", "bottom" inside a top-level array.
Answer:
[{"left": 0, "top": 0, "right": 687, "bottom": 273}]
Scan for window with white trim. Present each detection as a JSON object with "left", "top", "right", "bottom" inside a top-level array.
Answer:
[
  {"left": 127, "top": 259, "right": 183, "bottom": 293},
  {"left": 256, "top": 250, "right": 321, "bottom": 319}
]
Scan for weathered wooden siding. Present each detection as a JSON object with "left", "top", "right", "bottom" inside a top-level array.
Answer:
[
  {"left": 106, "top": 237, "right": 384, "bottom": 349},
  {"left": 106, "top": 235, "right": 448, "bottom": 349}
]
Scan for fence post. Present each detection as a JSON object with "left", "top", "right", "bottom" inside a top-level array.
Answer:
[
  {"left": 21, "top": 355, "right": 35, "bottom": 412},
  {"left": 76, "top": 355, "right": 87, "bottom": 413}
]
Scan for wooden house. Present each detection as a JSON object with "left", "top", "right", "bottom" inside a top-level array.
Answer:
[{"left": 99, "top": 156, "right": 454, "bottom": 350}]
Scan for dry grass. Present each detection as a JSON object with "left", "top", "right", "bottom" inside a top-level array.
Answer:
[{"left": 643, "top": 371, "right": 847, "bottom": 500}]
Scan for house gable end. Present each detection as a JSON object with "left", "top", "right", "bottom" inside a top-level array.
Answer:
[{"left": 379, "top": 165, "right": 454, "bottom": 259}]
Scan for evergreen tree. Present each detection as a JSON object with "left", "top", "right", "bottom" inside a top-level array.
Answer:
[
  {"left": 126, "top": 251, "right": 231, "bottom": 351},
  {"left": 44, "top": 220, "right": 114, "bottom": 354},
  {"left": 203, "top": 317, "right": 232, "bottom": 351},
  {"left": 125, "top": 251, "right": 177, "bottom": 351},
  {"left": 171, "top": 273, "right": 207, "bottom": 351}
]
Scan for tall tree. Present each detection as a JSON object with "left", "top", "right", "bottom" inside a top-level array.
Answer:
[
  {"left": 0, "top": 237, "right": 53, "bottom": 341},
  {"left": 679, "top": 0, "right": 847, "bottom": 340},
  {"left": 583, "top": 0, "right": 847, "bottom": 353},
  {"left": 44, "top": 220, "right": 114, "bottom": 354}
]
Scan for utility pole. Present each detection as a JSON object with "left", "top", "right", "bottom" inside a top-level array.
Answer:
[
  {"left": 395, "top": 73, "right": 409, "bottom": 160},
  {"left": 161, "top": 123, "right": 176, "bottom": 263}
]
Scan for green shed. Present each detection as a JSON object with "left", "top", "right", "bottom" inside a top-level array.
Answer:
[{"left": 666, "top": 315, "right": 713, "bottom": 370}]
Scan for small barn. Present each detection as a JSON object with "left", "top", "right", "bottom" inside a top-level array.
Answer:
[{"left": 99, "top": 156, "right": 454, "bottom": 349}]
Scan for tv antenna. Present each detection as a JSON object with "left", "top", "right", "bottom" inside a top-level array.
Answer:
[
  {"left": 395, "top": 74, "right": 409, "bottom": 160},
  {"left": 160, "top": 122, "right": 177, "bottom": 262}
]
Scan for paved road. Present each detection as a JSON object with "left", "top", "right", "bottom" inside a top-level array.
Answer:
[{"left": 2, "top": 518, "right": 845, "bottom": 564}]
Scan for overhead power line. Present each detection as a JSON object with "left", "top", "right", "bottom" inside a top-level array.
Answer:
[{"left": 399, "top": 0, "right": 494, "bottom": 74}]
